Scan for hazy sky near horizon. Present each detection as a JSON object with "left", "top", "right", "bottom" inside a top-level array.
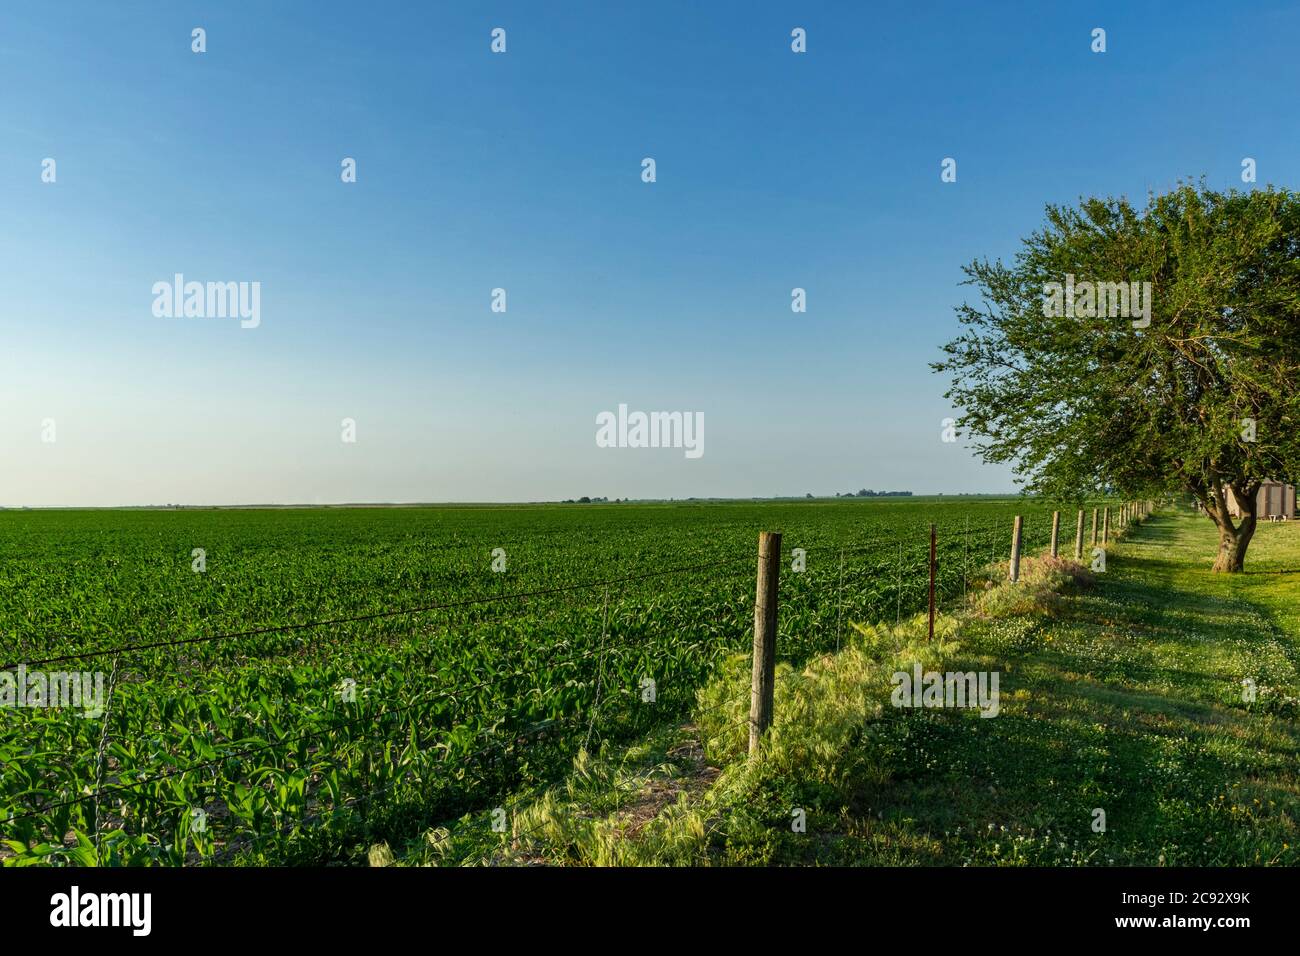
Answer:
[{"left": 4, "top": 1, "right": 1299, "bottom": 506}]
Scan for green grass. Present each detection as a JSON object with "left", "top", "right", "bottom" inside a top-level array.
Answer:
[
  {"left": 0, "top": 497, "right": 1069, "bottom": 866},
  {"left": 432, "top": 510, "right": 1299, "bottom": 867}
]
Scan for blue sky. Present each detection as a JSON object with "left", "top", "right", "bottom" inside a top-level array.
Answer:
[{"left": 3, "top": 1, "right": 1298, "bottom": 506}]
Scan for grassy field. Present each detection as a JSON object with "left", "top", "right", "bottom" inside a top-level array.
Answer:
[
  {"left": 0, "top": 497, "right": 1065, "bottom": 866},
  {"left": 421, "top": 509, "right": 1300, "bottom": 867},
  {"left": 12, "top": 500, "right": 1288, "bottom": 867}
]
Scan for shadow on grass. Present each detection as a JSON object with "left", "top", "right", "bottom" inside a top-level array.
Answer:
[{"left": 799, "top": 512, "right": 1300, "bottom": 866}]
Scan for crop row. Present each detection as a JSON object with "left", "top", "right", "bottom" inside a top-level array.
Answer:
[{"left": 0, "top": 500, "right": 1075, "bottom": 864}]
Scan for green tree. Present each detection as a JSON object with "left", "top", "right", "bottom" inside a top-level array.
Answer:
[{"left": 934, "top": 182, "right": 1300, "bottom": 571}]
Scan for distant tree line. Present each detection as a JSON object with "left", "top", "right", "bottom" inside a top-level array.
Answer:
[{"left": 834, "top": 489, "right": 913, "bottom": 498}]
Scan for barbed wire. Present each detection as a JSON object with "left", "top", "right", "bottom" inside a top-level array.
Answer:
[
  {"left": 3, "top": 508, "right": 1072, "bottom": 669},
  {"left": 0, "top": 532, "right": 768, "bottom": 645},
  {"left": 476, "top": 688, "right": 755, "bottom": 866},
  {"left": 0, "top": 507, "right": 1106, "bottom": 863},
  {"left": 0, "top": 617, "right": 749, "bottom": 831},
  {"left": 0, "top": 552, "right": 761, "bottom": 671},
  {"left": 202, "top": 682, "right": 683, "bottom": 865},
  {"left": 387, "top": 688, "right": 752, "bottom": 867},
  {"left": 198, "top": 705, "right": 605, "bottom": 866},
  {"left": 2, "top": 507, "right": 1078, "bottom": 660},
  {"left": 27, "top": 675, "right": 747, "bottom": 865}
]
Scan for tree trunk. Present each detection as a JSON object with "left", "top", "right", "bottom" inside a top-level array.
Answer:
[
  {"left": 1204, "top": 480, "right": 1258, "bottom": 573},
  {"left": 1211, "top": 523, "right": 1253, "bottom": 572}
]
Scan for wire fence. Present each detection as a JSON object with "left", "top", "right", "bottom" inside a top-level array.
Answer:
[{"left": 0, "top": 502, "right": 1149, "bottom": 866}]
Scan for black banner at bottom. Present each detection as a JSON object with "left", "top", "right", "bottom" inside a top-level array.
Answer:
[{"left": 0, "top": 866, "right": 1280, "bottom": 941}]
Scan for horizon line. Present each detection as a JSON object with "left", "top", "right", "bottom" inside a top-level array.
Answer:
[{"left": 0, "top": 492, "right": 1032, "bottom": 511}]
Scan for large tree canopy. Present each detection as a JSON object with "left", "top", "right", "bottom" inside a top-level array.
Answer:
[{"left": 934, "top": 182, "right": 1300, "bottom": 571}]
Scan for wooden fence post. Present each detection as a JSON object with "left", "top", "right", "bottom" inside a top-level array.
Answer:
[
  {"left": 1050, "top": 510, "right": 1060, "bottom": 559},
  {"left": 1103, "top": 506, "right": 1111, "bottom": 544},
  {"left": 1074, "top": 509, "right": 1084, "bottom": 560},
  {"left": 1009, "top": 515, "right": 1023, "bottom": 583},
  {"left": 928, "top": 523, "right": 936, "bottom": 642},
  {"left": 750, "top": 531, "right": 781, "bottom": 758}
]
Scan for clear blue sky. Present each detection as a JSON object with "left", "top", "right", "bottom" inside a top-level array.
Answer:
[{"left": 3, "top": 1, "right": 1298, "bottom": 506}]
